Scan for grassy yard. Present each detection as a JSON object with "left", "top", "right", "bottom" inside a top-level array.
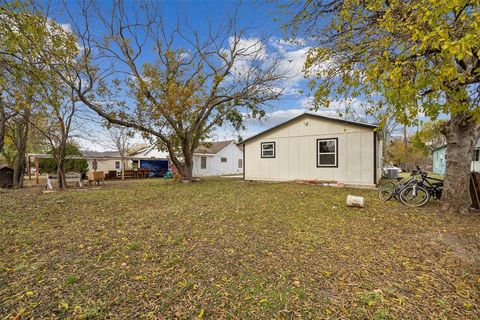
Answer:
[{"left": 0, "top": 178, "right": 479, "bottom": 319}]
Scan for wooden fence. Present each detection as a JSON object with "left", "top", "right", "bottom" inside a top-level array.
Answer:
[{"left": 470, "top": 172, "right": 480, "bottom": 209}]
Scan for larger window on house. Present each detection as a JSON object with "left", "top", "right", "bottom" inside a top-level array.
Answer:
[
  {"left": 261, "top": 142, "right": 275, "bottom": 158},
  {"left": 201, "top": 156, "right": 207, "bottom": 169},
  {"left": 115, "top": 161, "right": 120, "bottom": 169},
  {"left": 317, "top": 138, "right": 338, "bottom": 167}
]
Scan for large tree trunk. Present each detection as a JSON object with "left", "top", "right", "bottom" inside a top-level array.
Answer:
[
  {"left": 56, "top": 154, "right": 67, "bottom": 189},
  {"left": 169, "top": 150, "right": 194, "bottom": 180},
  {"left": 178, "top": 154, "right": 194, "bottom": 180},
  {"left": 441, "top": 113, "right": 480, "bottom": 214},
  {"left": 12, "top": 115, "right": 29, "bottom": 189}
]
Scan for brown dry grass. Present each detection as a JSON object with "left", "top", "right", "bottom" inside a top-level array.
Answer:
[{"left": 1, "top": 178, "right": 479, "bottom": 319}]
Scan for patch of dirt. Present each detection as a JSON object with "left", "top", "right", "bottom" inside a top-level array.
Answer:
[{"left": 437, "top": 233, "right": 480, "bottom": 266}]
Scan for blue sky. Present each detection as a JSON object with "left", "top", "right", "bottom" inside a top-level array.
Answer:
[{"left": 52, "top": 1, "right": 369, "bottom": 150}]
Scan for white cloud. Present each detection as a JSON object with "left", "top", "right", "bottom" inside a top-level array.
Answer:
[
  {"left": 224, "top": 36, "right": 310, "bottom": 97},
  {"left": 269, "top": 37, "right": 307, "bottom": 54},
  {"left": 277, "top": 47, "right": 309, "bottom": 87},
  {"left": 233, "top": 37, "right": 267, "bottom": 60},
  {"left": 268, "top": 37, "right": 312, "bottom": 97}
]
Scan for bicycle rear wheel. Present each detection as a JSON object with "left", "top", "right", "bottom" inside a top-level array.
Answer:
[
  {"left": 378, "top": 182, "right": 396, "bottom": 201},
  {"left": 400, "top": 185, "right": 430, "bottom": 207}
]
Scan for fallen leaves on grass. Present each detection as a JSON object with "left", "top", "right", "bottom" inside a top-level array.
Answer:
[{"left": 0, "top": 178, "right": 479, "bottom": 318}]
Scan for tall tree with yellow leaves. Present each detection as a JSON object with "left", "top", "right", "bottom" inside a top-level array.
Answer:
[{"left": 287, "top": 0, "right": 480, "bottom": 213}]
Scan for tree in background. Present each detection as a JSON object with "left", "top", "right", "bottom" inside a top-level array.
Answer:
[
  {"left": 385, "top": 138, "right": 430, "bottom": 171},
  {"left": 41, "top": 142, "right": 88, "bottom": 176},
  {"left": 32, "top": 83, "right": 79, "bottom": 188},
  {"left": 0, "top": 1, "right": 80, "bottom": 188},
  {"left": 41, "top": 1, "right": 288, "bottom": 180},
  {"left": 416, "top": 120, "right": 447, "bottom": 150},
  {"left": 107, "top": 125, "right": 134, "bottom": 180},
  {"left": 287, "top": 0, "right": 480, "bottom": 213}
]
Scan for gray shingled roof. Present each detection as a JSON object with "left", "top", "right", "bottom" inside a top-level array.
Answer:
[
  {"left": 194, "top": 140, "right": 234, "bottom": 154},
  {"left": 82, "top": 150, "right": 120, "bottom": 158}
]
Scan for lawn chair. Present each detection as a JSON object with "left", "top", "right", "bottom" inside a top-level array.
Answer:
[
  {"left": 164, "top": 171, "right": 173, "bottom": 179},
  {"left": 143, "top": 168, "right": 151, "bottom": 178}
]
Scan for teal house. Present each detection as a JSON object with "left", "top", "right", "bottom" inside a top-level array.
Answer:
[
  {"left": 433, "top": 141, "right": 480, "bottom": 175},
  {"left": 432, "top": 145, "right": 446, "bottom": 175}
]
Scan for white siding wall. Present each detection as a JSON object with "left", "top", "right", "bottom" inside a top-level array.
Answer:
[
  {"left": 87, "top": 159, "right": 132, "bottom": 174},
  {"left": 472, "top": 161, "right": 480, "bottom": 172},
  {"left": 244, "top": 115, "right": 378, "bottom": 186},
  {"left": 193, "top": 143, "right": 243, "bottom": 177}
]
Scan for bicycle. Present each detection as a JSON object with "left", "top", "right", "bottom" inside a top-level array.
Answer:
[
  {"left": 399, "top": 166, "right": 444, "bottom": 207},
  {"left": 378, "top": 169, "right": 421, "bottom": 201}
]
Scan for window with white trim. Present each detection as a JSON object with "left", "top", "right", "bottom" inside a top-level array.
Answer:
[
  {"left": 201, "top": 156, "right": 207, "bottom": 169},
  {"left": 238, "top": 159, "right": 243, "bottom": 168},
  {"left": 261, "top": 142, "right": 275, "bottom": 158},
  {"left": 474, "top": 149, "right": 479, "bottom": 161},
  {"left": 115, "top": 161, "right": 120, "bottom": 169},
  {"left": 317, "top": 138, "right": 337, "bottom": 167},
  {"left": 221, "top": 157, "right": 227, "bottom": 163}
]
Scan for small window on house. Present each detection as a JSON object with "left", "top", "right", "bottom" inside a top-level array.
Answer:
[
  {"left": 201, "top": 156, "right": 207, "bottom": 169},
  {"left": 474, "top": 149, "right": 480, "bottom": 161},
  {"left": 115, "top": 161, "right": 120, "bottom": 169},
  {"left": 261, "top": 142, "right": 275, "bottom": 158},
  {"left": 317, "top": 138, "right": 337, "bottom": 167},
  {"left": 221, "top": 157, "right": 227, "bottom": 163},
  {"left": 238, "top": 159, "right": 243, "bottom": 168}
]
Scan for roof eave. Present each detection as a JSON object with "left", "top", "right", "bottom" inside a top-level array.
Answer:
[{"left": 238, "top": 113, "right": 377, "bottom": 145}]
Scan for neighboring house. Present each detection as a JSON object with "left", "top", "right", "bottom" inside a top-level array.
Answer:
[
  {"left": 238, "top": 112, "right": 383, "bottom": 186},
  {"left": 83, "top": 141, "right": 243, "bottom": 178},
  {"left": 432, "top": 146, "right": 446, "bottom": 175},
  {"left": 83, "top": 151, "right": 123, "bottom": 174},
  {"left": 192, "top": 140, "right": 243, "bottom": 177},
  {"left": 432, "top": 139, "right": 480, "bottom": 175},
  {"left": 84, "top": 146, "right": 170, "bottom": 177}
]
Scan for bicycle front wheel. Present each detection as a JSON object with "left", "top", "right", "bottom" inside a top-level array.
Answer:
[
  {"left": 399, "top": 185, "right": 430, "bottom": 207},
  {"left": 378, "top": 182, "right": 396, "bottom": 201}
]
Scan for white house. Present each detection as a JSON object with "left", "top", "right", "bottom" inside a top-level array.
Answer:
[
  {"left": 192, "top": 140, "right": 243, "bottom": 177},
  {"left": 239, "top": 112, "right": 382, "bottom": 186},
  {"left": 473, "top": 140, "right": 480, "bottom": 172}
]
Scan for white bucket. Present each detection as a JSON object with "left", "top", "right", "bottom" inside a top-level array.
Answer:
[{"left": 347, "top": 195, "right": 365, "bottom": 208}]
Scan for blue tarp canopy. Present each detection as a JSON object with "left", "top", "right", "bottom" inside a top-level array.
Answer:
[{"left": 140, "top": 160, "right": 169, "bottom": 177}]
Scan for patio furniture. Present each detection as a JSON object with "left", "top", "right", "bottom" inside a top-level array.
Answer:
[
  {"left": 87, "top": 171, "right": 105, "bottom": 186},
  {"left": 46, "top": 173, "right": 83, "bottom": 189},
  {"left": 107, "top": 171, "right": 118, "bottom": 179},
  {"left": 137, "top": 168, "right": 143, "bottom": 178},
  {"left": 124, "top": 170, "right": 134, "bottom": 178},
  {"left": 143, "top": 168, "right": 151, "bottom": 178},
  {"left": 164, "top": 171, "right": 173, "bottom": 179}
]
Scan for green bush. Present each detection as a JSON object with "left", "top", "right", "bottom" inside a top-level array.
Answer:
[{"left": 40, "top": 143, "right": 88, "bottom": 175}]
